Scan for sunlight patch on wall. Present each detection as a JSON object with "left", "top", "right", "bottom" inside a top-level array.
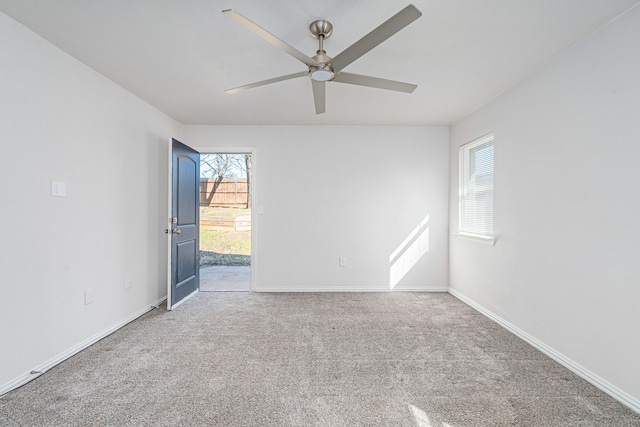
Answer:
[{"left": 389, "top": 215, "right": 429, "bottom": 289}]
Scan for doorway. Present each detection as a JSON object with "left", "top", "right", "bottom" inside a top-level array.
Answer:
[{"left": 198, "top": 152, "right": 252, "bottom": 292}]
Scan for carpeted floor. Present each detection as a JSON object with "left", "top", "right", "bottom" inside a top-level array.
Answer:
[{"left": 1, "top": 292, "right": 639, "bottom": 426}]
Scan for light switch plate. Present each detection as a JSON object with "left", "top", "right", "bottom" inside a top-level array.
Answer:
[{"left": 51, "top": 181, "right": 66, "bottom": 197}]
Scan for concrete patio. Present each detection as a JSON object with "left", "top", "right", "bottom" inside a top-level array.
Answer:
[{"left": 199, "top": 265, "right": 250, "bottom": 292}]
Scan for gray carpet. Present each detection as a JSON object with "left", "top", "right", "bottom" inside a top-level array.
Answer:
[{"left": 1, "top": 292, "right": 639, "bottom": 426}]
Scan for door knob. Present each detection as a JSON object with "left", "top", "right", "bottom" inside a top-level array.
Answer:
[{"left": 172, "top": 229, "right": 181, "bottom": 234}]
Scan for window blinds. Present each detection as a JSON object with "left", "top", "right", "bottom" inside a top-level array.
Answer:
[{"left": 460, "top": 134, "right": 494, "bottom": 237}]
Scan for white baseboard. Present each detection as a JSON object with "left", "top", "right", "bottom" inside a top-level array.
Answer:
[
  {"left": 393, "top": 286, "right": 449, "bottom": 293},
  {"left": 448, "top": 288, "right": 640, "bottom": 415},
  {"left": 253, "top": 286, "right": 449, "bottom": 293},
  {"left": 0, "top": 296, "right": 167, "bottom": 398}
]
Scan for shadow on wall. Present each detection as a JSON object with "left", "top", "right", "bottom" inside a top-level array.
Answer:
[{"left": 389, "top": 215, "right": 430, "bottom": 289}]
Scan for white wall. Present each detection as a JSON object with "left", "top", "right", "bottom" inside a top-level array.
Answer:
[
  {"left": 0, "top": 13, "right": 180, "bottom": 391},
  {"left": 183, "top": 125, "right": 449, "bottom": 292},
  {"left": 449, "top": 6, "right": 640, "bottom": 410}
]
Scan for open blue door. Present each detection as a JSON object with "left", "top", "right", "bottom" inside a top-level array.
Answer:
[{"left": 167, "top": 138, "right": 200, "bottom": 309}]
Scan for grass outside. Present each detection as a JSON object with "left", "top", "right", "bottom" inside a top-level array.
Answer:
[
  {"left": 200, "top": 206, "right": 251, "bottom": 266},
  {"left": 200, "top": 206, "right": 250, "bottom": 217}
]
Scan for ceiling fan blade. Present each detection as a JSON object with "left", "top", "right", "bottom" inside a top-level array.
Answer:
[
  {"left": 223, "top": 10, "right": 320, "bottom": 68},
  {"left": 225, "top": 71, "right": 307, "bottom": 94},
  {"left": 333, "top": 72, "right": 416, "bottom": 93},
  {"left": 311, "top": 80, "right": 326, "bottom": 114},
  {"left": 330, "top": 4, "right": 422, "bottom": 72}
]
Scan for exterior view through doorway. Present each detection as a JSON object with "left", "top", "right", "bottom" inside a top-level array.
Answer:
[{"left": 199, "top": 152, "right": 252, "bottom": 292}]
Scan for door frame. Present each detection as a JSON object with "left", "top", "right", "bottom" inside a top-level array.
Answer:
[{"left": 193, "top": 146, "right": 257, "bottom": 292}]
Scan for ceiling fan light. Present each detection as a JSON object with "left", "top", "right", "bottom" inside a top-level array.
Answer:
[{"left": 310, "top": 69, "right": 334, "bottom": 81}]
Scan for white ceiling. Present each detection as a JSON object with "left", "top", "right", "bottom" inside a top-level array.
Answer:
[{"left": 1, "top": 0, "right": 638, "bottom": 125}]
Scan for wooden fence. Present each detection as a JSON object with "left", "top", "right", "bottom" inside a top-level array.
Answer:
[{"left": 200, "top": 178, "right": 248, "bottom": 207}]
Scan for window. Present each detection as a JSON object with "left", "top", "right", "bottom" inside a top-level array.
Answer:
[{"left": 459, "top": 133, "right": 494, "bottom": 238}]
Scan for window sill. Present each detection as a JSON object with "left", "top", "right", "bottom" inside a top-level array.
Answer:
[{"left": 453, "top": 232, "right": 496, "bottom": 246}]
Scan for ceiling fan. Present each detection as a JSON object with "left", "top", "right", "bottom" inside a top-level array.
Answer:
[{"left": 222, "top": 4, "right": 422, "bottom": 114}]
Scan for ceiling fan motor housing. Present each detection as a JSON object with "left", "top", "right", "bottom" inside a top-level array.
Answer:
[{"left": 309, "top": 55, "right": 335, "bottom": 81}]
